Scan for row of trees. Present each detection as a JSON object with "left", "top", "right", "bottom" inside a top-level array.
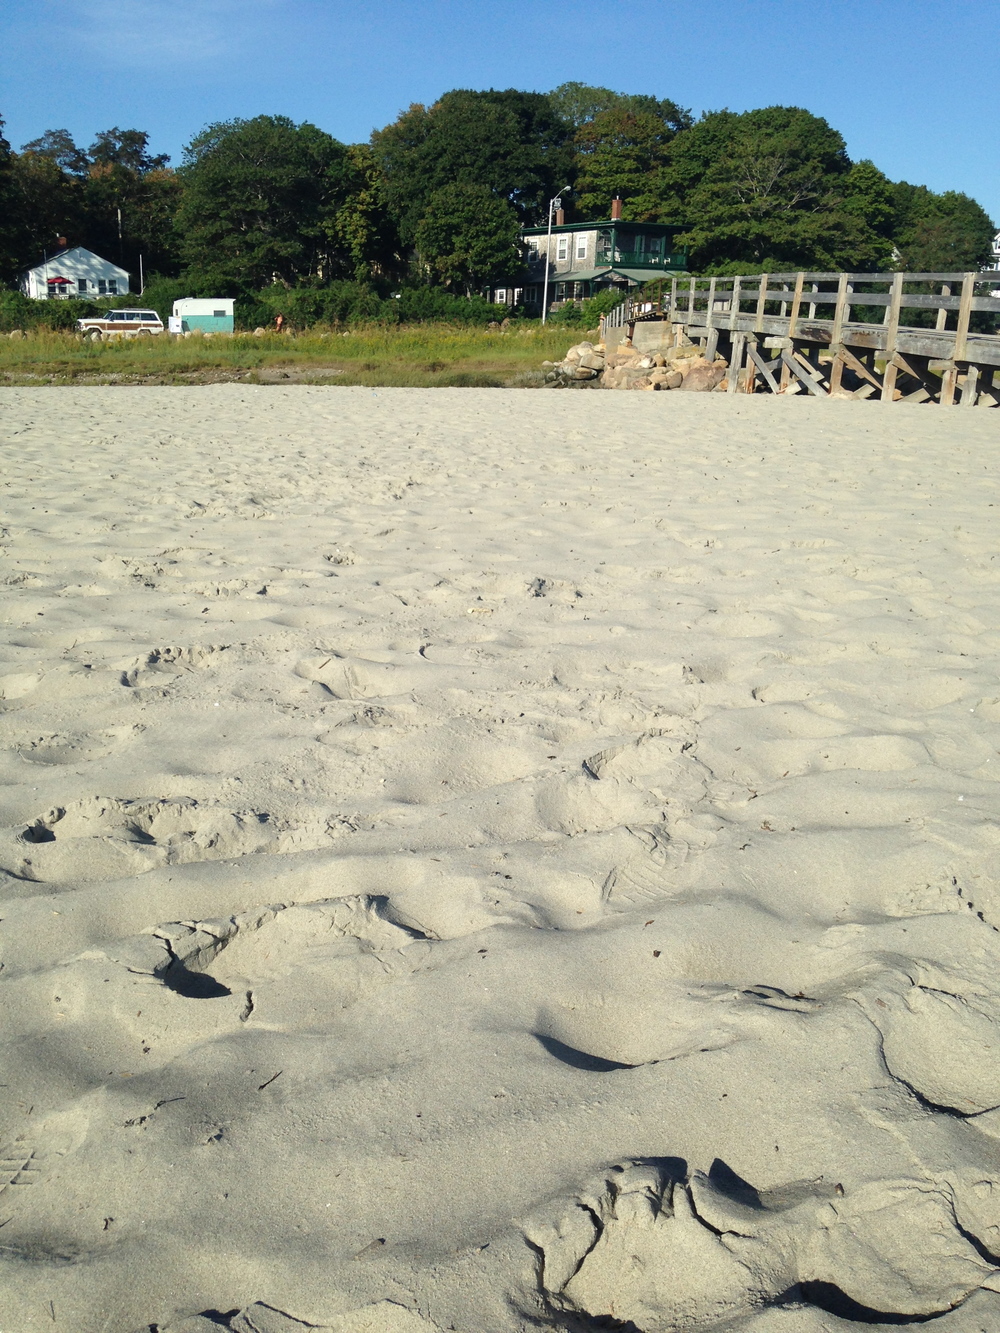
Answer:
[{"left": 0, "top": 84, "right": 995, "bottom": 311}]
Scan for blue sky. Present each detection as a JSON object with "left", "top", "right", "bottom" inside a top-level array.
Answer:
[{"left": 2, "top": 0, "right": 996, "bottom": 222}]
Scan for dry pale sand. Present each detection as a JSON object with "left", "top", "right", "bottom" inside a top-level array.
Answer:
[{"left": 2, "top": 387, "right": 1000, "bottom": 1333}]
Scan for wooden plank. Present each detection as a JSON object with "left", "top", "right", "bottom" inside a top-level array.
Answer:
[
  {"left": 961, "top": 364, "right": 980, "bottom": 406},
  {"left": 787, "top": 272, "right": 805, "bottom": 339},
  {"left": 705, "top": 276, "right": 717, "bottom": 329},
  {"left": 829, "top": 352, "right": 846, "bottom": 395},
  {"left": 781, "top": 348, "right": 825, "bottom": 396},
  {"left": 728, "top": 275, "right": 742, "bottom": 331},
  {"left": 793, "top": 348, "right": 829, "bottom": 388},
  {"left": 837, "top": 344, "right": 883, "bottom": 390},
  {"left": 746, "top": 341, "right": 781, "bottom": 393},
  {"left": 954, "top": 273, "right": 975, "bottom": 362},
  {"left": 705, "top": 327, "right": 719, "bottom": 362},
  {"left": 940, "top": 363, "right": 958, "bottom": 407},
  {"left": 727, "top": 333, "right": 746, "bottom": 393},
  {"left": 669, "top": 276, "right": 678, "bottom": 323},
  {"left": 853, "top": 383, "right": 877, "bottom": 400},
  {"left": 880, "top": 272, "right": 904, "bottom": 402},
  {"left": 755, "top": 274, "right": 769, "bottom": 333},
  {"left": 901, "top": 386, "right": 931, "bottom": 404}
]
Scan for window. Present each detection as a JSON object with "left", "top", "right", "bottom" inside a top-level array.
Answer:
[
  {"left": 647, "top": 235, "right": 663, "bottom": 255},
  {"left": 524, "top": 286, "right": 539, "bottom": 303},
  {"left": 556, "top": 236, "right": 568, "bottom": 261},
  {"left": 141, "top": 312, "right": 157, "bottom": 321},
  {"left": 98, "top": 280, "right": 107, "bottom": 295},
  {"left": 77, "top": 278, "right": 88, "bottom": 293},
  {"left": 108, "top": 280, "right": 118, "bottom": 294},
  {"left": 213, "top": 309, "right": 226, "bottom": 318},
  {"left": 494, "top": 289, "right": 507, "bottom": 304},
  {"left": 576, "top": 235, "right": 587, "bottom": 260}
]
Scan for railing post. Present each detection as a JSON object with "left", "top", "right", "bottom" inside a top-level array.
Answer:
[
  {"left": 936, "top": 282, "right": 951, "bottom": 332},
  {"left": 729, "top": 275, "right": 742, "bottom": 332},
  {"left": 780, "top": 272, "right": 805, "bottom": 390},
  {"left": 829, "top": 272, "right": 850, "bottom": 395},
  {"left": 754, "top": 273, "right": 768, "bottom": 334},
  {"left": 880, "top": 271, "right": 904, "bottom": 402},
  {"left": 954, "top": 272, "right": 975, "bottom": 362}
]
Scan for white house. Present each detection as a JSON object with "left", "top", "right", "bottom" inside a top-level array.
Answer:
[{"left": 19, "top": 246, "right": 130, "bottom": 300}]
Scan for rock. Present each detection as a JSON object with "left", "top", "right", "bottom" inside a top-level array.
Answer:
[
  {"left": 678, "top": 358, "right": 728, "bottom": 392},
  {"left": 253, "top": 327, "right": 266, "bottom": 336},
  {"left": 650, "top": 369, "right": 683, "bottom": 390},
  {"left": 572, "top": 365, "right": 598, "bottom": 380},
  {"left": 8, "top": 329, "right": 23, "bottom": 340},
  {"left": 578, "top": 352, "right": 605, "bottom": 371}
]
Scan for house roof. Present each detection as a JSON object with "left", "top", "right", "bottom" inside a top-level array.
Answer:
[
  {"left": 22, "top": 246, "right": 129, "bottom": 278},
  {"left": 522, "top": 219, "right": 682, "bottom": 237}
]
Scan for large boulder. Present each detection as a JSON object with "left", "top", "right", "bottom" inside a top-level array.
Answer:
[{"left": 678, "top": 357, "right": 728, "bottom": 392}]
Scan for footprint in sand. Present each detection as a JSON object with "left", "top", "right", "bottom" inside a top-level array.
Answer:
[
  {"left": 857, "top": 965, "right": 1000, "bottom": 1113},
  {"left": 16, "top": 723, "right": 142, "bottom": 766},
  {"left": 0, "top": 794, "right": 295, "bottom": 885},
  {"left": 529, "top": 1160, "right": 997, "bottom": 1329}
]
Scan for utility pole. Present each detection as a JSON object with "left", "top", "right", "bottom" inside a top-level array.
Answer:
[{"left": 541, "top": 186, "right": 572, "bottom": 325}]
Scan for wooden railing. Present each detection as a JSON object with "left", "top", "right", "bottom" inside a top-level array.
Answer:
[{"left": 600, "top": 271, "right": 1000, "bottom": 406}]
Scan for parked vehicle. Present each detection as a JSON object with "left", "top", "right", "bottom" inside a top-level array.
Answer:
[{"left": 77, "top": 309, "right": 164, "bottom": 340}]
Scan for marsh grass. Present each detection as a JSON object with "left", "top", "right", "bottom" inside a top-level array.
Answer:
[{"left": 0, "top": 323, "right": 579, "bottom": 388}]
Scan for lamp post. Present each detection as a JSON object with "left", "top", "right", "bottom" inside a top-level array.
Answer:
[{"left": 541, "top": 186, "right": 572, "bottom": 325}]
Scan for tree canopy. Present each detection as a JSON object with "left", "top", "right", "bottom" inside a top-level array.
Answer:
[
  {"left": 176, "top": 114, "right": 350, "bottom": 289},
  {"left": 414, "top": 183, "right": 522, "bottom": 293},
  {"left": 372, "top": 89, "right": 574, "bottom": 242},
  {"left": 0, "top": 88, "right": 994, "bottom": 311}
]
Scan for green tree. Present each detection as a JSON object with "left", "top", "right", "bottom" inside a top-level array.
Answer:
[
  {"left": 8, "top": 149, "right": 82, "bottom": 263},
  {"left": 324, "top": 143, "right": 404, "bottom": 281},
  {"left": 414, "top": 183, "right": 522, "bottom": 293},
  {"left": 0, "top": 116, "right": 23, "bottom": 281},
  {"left": 663, "top": 107, "right": 877, "bottom": 271},
  {"left": 372, "top": 89, "right": 574, "bottom": 243},
  {"left": 891, "top": 183, "right": 994, "bottom": 271},
  {"left": 574, "top": 107, "right": 679, "bottom": 220},
  {"left": 176, "top": 115, "right": 349, "bottom": 289},
  {"left": 548, "top": 82, "right": 692, "bottom": 134},
  {"left": 20, "top": 128, "right": 89, "bottom": 176},
  {"left": 841, "top": 158, "right": 896, "bottom": 268}
]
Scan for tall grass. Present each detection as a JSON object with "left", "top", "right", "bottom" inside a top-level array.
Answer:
[{"left": 0, "top": 323, "right": 582, "bottom": 387}]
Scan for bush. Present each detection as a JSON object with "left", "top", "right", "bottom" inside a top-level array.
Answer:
[
  {"left": 395, "top": 286, "right": 509, "bottom": 325},
  {"left": 547, "top": 288, "right": 625, "bottom": 329},
  {"left": 0, "top": 288, "right": 98, "bottom": 332}
]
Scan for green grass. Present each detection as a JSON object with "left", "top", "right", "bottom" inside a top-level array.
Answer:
[{"left": 0, "top": 324, "right": 582, "bottom": 388}]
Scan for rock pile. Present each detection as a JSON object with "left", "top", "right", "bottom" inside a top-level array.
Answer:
[
  {"left": 601, "top": 334, "right": 729, "bottom": 391},
  {"left": 541, "top": 340, "right": 607, "bottom": 386},
  {"left": 542, "top": 334, "right": 731, "bottom": 390}
]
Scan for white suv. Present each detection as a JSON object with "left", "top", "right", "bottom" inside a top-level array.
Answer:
[{"left": 77, "top": 309, "right": 165, "bottom": 339}]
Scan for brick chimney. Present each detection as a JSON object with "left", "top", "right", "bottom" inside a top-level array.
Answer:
[
  {"left": 555, "top": 208, "right": 565, "bottom": 226},
  {"left": 611, "top": 197, "right": 623, "bottom": 221}
]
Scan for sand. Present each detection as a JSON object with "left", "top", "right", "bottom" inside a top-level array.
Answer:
[{"left": 2, "top": 385, "right": 1000, "bottom": 1333}]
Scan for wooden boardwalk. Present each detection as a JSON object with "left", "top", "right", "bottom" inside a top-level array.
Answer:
[{"left": 601, "top": 271, "right": 1000, "bottom": 406}]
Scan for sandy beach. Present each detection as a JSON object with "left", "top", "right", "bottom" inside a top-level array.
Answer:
[{"left": 3, "top": 385, "right": 1000, "bottom": 1333}]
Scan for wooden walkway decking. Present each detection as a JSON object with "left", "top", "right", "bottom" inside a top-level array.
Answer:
[{"left": 601, "top": 271, "right": 1000, "bottom": 406}]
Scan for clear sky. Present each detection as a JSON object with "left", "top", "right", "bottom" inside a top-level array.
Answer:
[{"left": 2, "top": 0, "right": 996, "bottom": 222}]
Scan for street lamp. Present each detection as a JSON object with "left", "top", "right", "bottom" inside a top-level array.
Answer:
[{"left": 541, "top": 186, "right": 573, "bottom": 325}]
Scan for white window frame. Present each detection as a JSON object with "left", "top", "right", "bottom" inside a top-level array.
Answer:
[
  {"left": 575, "top": 234, "right": 587, "bottom": 260},
  {"left": 556, "top": 236, "right": 568, "bottom": 261}
]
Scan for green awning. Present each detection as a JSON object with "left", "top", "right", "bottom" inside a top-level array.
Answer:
[
  {"left": 551, "top": 268, "right": 604, "bottom": 284},
  {"left": 551, "top": 266, "right": 681, "bottom": 287}
]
